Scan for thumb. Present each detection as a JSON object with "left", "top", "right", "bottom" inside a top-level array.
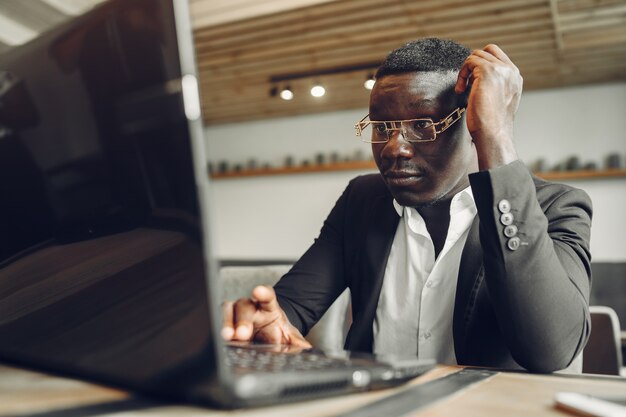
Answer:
[{"left": 251, "top": 285, "right": 281, "bottom": 313}]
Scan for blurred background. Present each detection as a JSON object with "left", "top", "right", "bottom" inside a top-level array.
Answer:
[{"left": 0, "top": 0, "right": 624, "bottom": 262}]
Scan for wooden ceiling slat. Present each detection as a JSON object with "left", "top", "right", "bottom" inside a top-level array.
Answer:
[
  {"left": 557, "top": 3, "right": 626, "bottom": 24},
  {"left": 559, "top": 16, "right": 626, "bottom": 33},
  {"left": 562, "top": 25, "right": 626, "bottom": 48},
  {"left": 556, "top": 0, "right": 625, "bottom": 14},
  {"left": 526, "top": 71, "right": 626, "bottom": 90}
]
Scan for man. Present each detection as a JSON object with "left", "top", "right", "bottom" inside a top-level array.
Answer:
[{"left": 222, "top": 38, "right": 592, "bottom": 373}]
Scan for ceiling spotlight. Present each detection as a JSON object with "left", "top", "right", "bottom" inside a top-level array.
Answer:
[
  {"left": 310, "top": 84, "right": 326, "bottom": 98},
  {"left": 279, "top": 86, "right": 293, "bottom": 100},
  {"left": 364, "top": 74, "right": 375, "bottom": 90}
]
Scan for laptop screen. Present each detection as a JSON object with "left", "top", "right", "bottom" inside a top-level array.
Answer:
[{"left": 0, "top": 0, "right": 223, "bottom": 399}]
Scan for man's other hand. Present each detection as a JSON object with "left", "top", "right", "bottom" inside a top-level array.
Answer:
[
  {"left": 221, "top": 285, "right": 312, "bottom": 348},
  {"left": 455, "top": 44, "right": 522, "bottom": 170}
]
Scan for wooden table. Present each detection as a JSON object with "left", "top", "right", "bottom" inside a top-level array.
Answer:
[{"left": 0, "top": 363, "right": 624, "bottom": 417}]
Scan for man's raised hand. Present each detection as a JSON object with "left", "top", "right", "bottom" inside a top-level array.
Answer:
[{"left": 455, "top": 44, "right": 522, "bottom": 170}]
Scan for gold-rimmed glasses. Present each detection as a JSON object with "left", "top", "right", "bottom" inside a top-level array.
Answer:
[{"left": 354, "top": 107, "right": 466, "bottom": 143}]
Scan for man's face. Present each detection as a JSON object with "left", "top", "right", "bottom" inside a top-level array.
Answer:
[{"left": 369, "top": 71, "right": 476, "bottom": 207}]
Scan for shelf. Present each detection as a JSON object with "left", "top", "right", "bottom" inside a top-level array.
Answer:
[
  {"left": 211, "top": 162, "right": 626, "bottom": 181},
  {"left": 534, "top": 169, "right": 626, "bottom": 181},
  {"left": 210, "top": 160, "right": 376, "bottom": 179}
]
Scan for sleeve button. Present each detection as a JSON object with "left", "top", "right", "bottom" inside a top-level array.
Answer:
[
  {"left": 504, "top": 224, "right": 518, "bottom": 238},
  {"left": 500, "top": 212, "right": 514, "bottom": 226},
  {"left": 507, "top": 236, "right": 521, "bottom": 251},
  {"left": 498, "top": 199, "right": 511, "bottom": 213}
]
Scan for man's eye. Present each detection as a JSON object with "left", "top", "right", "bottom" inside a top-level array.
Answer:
[
  {"left": 412, "top": 120, "right": 433, "bottom": 130},
  {"left": 373, "top": 124, "right": 387, "bottom": 134}
]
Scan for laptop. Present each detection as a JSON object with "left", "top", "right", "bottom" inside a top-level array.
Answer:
[{"left": 0, "top": 0, "right": 433, "bottom": 408}]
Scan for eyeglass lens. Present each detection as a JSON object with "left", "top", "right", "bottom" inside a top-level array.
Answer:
[{"left": 369, "top": 120, "right": 435, "bottom": 142}]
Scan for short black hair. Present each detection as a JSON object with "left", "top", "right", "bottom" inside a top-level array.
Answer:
[{"left": 375, "top": 38, "right": 471, "bottom": 78}]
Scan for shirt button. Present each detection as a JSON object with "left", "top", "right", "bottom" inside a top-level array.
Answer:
[
  {"left": 498, "top": 199, "right": 511, "bottom": 213},
  {"left": 504, "top": 224, "right": 518, "bottom": 238},
  {"left": 507, "top": 236, "right": 521, "bottom": 251},
  {"left": 425, "top": 281, "right": 433, "bottom": 288},
  {"left": 500, "top": 212, "right": 514, "bottom": 226}
]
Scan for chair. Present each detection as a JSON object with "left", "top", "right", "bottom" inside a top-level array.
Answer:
[{"left": 583, "top": 306, "right": 624, "bottom": 376}]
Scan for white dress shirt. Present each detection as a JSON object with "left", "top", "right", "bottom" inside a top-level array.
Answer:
[{"left": 373, "top": 187, "right": 477, "bottom": 364}]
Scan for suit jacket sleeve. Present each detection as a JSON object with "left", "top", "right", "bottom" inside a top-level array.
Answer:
[
  {"left": 469, "top": 160, "right": 592, "bottom": 373},
  {"left": 273, "top": 178, "right": 355, "bottom": 335}
]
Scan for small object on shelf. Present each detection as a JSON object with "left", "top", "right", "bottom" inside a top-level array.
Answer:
[
  {"left": 353, "top": 149, "right": 365, "bottom": 161},
  {"left": 284, "top": 155, "right": 294, "bottom": 167},
  {"left": 552, "top": 161, "right": 566, "bottom": 172},
  {"left": 330, "top": 152, "right": 340, "bottom": 164},
  {"left": 207, "top": 162, "right": 214, "bottom": 175},
  {"left": 247, "top": 159, "right": 257, "bottom": 170},
  {"left": 301, "top": 159, "right": 310, "bottom": 167},
  {"left": 315, "top": 153, "right": 326, "bottom": 165},
  {"left": 565, "top": 156, "right": 581, "bottom": 171},
  {"left": 233, "top": 163, "right": 243, "bottom": 172},
  {"left": 605, "top": 153, "right": 622, "bottom": 169},
  {"left": 218, "top": 160, "right": 229, "bottom": 173},
  {"left": 582, "top": 161, "right": 597, "bottom": 171}
]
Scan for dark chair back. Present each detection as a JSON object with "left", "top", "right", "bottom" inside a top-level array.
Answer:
[{"left": 583, "top": 306, "right": 623, "bottom": 375}]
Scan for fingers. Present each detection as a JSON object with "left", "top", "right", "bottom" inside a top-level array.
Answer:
[
  {"left": 455, "top": 58, "right": 473, "bottom": 94},
  {"left": 455, "top": 44, "right": 514, "bottom": 94},
  {"left": 222, "top": 286, "right": 311, "bottom": 348},
  {"left": 233, "top": 297, "right": 257, "bottom": 341},
  {"left": 222, "top": 286, "right": 283, "bottom": 342},
  {"left": 484, "top": 43, "right": 513, "bottom": 64},
  {"left": 221, "top": 300, "right": 235, "bottom": 340}
]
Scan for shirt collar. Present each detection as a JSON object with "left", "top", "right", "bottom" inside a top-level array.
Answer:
[{"left": 392, "top": 186, "right": 476, "bottom": 221}]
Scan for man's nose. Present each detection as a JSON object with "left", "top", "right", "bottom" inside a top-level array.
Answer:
[{"left": 380, "top": 130, "right": 414, "bottom": 160}]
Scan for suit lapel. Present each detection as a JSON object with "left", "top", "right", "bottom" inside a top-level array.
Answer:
[
  {"left": 346, "top": 195, "right": 398, "bottom": 352},
  {"left": 453, "top": 216, "right": 483, "bottom": 363}
]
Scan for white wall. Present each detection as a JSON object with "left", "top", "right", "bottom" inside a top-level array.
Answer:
[{"left": 205, "top": 82, "right": 626, "bottom": 262}]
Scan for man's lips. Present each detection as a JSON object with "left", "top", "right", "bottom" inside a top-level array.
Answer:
[{"left": 383, "top": 170, "right": 425, "bottom": 186}]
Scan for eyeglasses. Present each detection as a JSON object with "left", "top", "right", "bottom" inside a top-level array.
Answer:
[{"left": 354, "top": 107, "right": 466, "bottom": 143}]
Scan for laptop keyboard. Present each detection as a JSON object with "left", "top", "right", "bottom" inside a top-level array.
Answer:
[{"left": 225, "top": 345, "right": 358, "bottom": 374}]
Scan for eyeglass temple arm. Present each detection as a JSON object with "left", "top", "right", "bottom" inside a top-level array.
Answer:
[
  {"left": 355, "top": 114, "right": 370, "bottom": 136},
  {"left": 434, "top": 107, "right": 466, "bottom": 134}
]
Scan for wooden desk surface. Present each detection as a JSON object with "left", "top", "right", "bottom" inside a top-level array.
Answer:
[{"left": 0, "top": 363, "right": 624, "bottom": 417}]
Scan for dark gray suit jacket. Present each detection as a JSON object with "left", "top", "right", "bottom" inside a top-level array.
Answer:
[{"left": 275, "top": 160, "right": 592, "bottom": 373}]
